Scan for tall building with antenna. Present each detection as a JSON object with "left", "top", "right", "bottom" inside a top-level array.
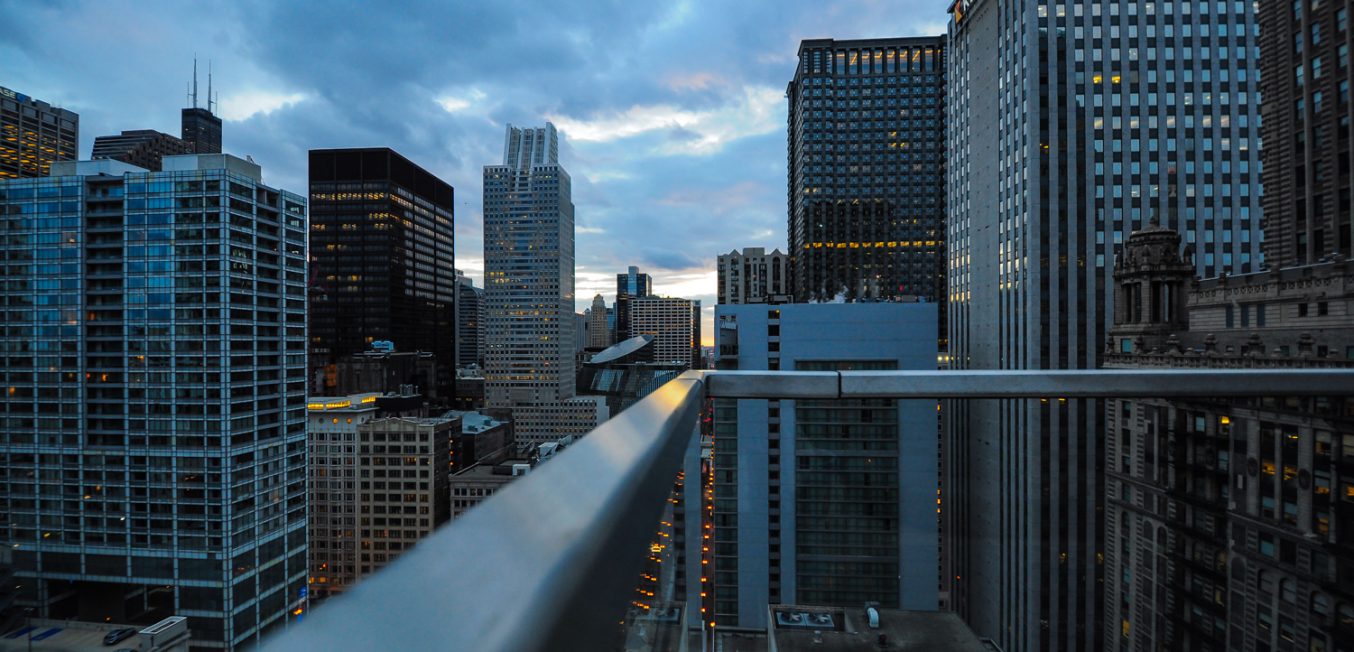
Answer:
[{"left": 182, "top": 59, "right": 222, "bottom": 154}]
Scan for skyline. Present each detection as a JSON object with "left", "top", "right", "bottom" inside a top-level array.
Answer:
[{"left": 0, "top": 0, "right": 948, "bottom": 345}]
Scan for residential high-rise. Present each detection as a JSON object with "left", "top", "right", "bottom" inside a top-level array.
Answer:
[
  {"left": 704, "top": 303, "right": 939, "bottom": 629},
  {"left": 717, "top": 247, "right": 791, "bottom": 304},
  {"left": 586, "top": 294, "right": 611, "bottom": 349},
  {"left": 483, "top": 123, "right": 603, "bottom": 444},
  {"left": 627, "top": 296, "right": 696, "bottom": 368},
  {"left": 0, "top": 154, "right": 309, "bottom": 649},
  {"left": 0, "top": 85, "right": 78, "bottom": 178},
  {"left": 785, "top": 38, "right": 946, "bottom": 318},
  {"left": 91, "top": 129, "right": 196, "bottom": 172},
  {"left": 309, "top": 148, "right": 456, "bottom": 401},
  {"left": 455, "top": 270, "right": 484, "bottom": 369},
  {"left": 945, "top": 2, "right": 1264, "bottom": 650},
  {"left": 615, "top": 265, "right": 652, "bottom": 345},
  {"left": 1258, "top": 0, "right": 1352, "bottom": 267}
]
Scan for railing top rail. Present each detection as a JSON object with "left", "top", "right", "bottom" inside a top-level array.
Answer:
[{"left": 702, "top": 368, "right": 1354, "bottom": 399}]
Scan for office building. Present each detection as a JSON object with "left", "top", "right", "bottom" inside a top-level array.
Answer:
[
  {"left": 0, "top": 85, "right": 77, "bottom": 178},
  {"left": 628, "top": 296, "right": 698, "bottom": 369},
  {"left": 1102, "top": 225, "right": 1354, "bottom": 651},
  {"left": 309, "top": 148, "right": 456, "bottom": 401},
  {"left": 945, "top": 2, "right": 1264, "bottom": 649},
  {"left": 1258, "top": 0, "right": 1353, "bottom": 268},
  {"left": 354, "top": 417, "right": 453, "bottom": 586},
  {"left": 442, "top": 410, "right": 514, "bottom": 473},
  {"left": 306, "top": 394, "right": 382, "bottom": 600},
  {"left": 717, "top": 247, "right": 791, "bottom": 304},
  {"left": 181, "top": 108, "right": 222, "bottom": 156},
  {"left": 785, "top": 37, "right": 946, "bottom": 315},
  {"left": 449, "top": 460, "right": 532, "bottom": 520},
  {"left": 0, "top": 154, "right": 308, "bottom": 649},
  {"left": 577, "top": 335, "right": 687, "bottom": 417},
  {"left": 615, "top": 265, "right": 652, "bottom": 344},
  {"left": 91, "top": 130, "right": 196, "bottom": 172},
  {"left": 705, "top": 303, "right": 939, "bottom": 629},
  {"left": 586, "top": 294, "right": 611, "bottom": 349},
  {"left": 482, "top": 123, "right": 602, "bottom": 444},
  {"left": 454, "top": 270, "right": 483, "bottom": 369}
]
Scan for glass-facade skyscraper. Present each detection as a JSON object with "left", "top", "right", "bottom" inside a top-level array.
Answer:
[
  {"left": 0, "top": 154, "right": 309, "bottom": 649},
  {"left": 785, "top": 37, "right": 947, "bottom": 338},
  {"left": 945, "top": 1, "right": 1263, "bottom": 650}
]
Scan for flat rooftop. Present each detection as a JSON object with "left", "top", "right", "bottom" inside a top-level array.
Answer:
[
  {"left": 1, "top": 619, "right": 147, "bottom": 652},
  {"left": 768, "top": 606, "right": 988, "bottom": 652}
]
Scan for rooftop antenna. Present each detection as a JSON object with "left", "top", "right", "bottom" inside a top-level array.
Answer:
[
  {"left": 207, "top": 60, "right": 214, "bottom": 114},
  {"left": 191, "top": 56, "right": 199, "bottom": 109}
]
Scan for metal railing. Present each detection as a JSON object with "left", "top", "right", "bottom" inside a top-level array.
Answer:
[{"left": 263, "top": 368, "right": 1354, "bottom": 652}]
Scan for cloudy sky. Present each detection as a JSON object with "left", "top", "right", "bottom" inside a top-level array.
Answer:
[{"left": 1, "top": 0, "right": 946, "bottom": 344}]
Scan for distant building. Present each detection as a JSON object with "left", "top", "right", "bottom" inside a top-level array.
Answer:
[
  {"left": 628, "top": 296, "right": 698, "bottom": 368},
  {"left": 717, "top": 247, "right": 791, "bottom": 304},
  {"left": 705, "top": 303, "right": 939, "bottom": 629},
  {"left": 309, "top": 148, "right": 456, "bottom": 401},
  {"left": 0, "top": 154, "right": 307, "bottom": 648},
  {"left": 443, "top": 410, "right": 515, "bottom": 473},
  {"left": 586, "top": 294, "right": 611, "bottom": 349},
  {"left": 615, "top": 265, "right": 653, "bottom": 344},
  {"left": 577, "top": 335, "right": 686, "bottom": 416},
  {"left": 452, "top": 367, "right": 485, "bottom": 411},
  {"left": 455, "top": 271, "right": 484, "bottom": 369},
  {"left": 181, "top": 107, "right": 222, "bottom": 155},
  {"left": 91, "top": 129, "right": 195, "bottom": 171},
  {"left": 0, "top": 84, "right": 78, "bottom": 178},
  {"left": 334, "top": 347, "right": 439, "bottom": 401},
  {"left": 482, "top": 123, "right": 602, "bottom": 444},
  {"left": 449, "top": 460, "right": 532, "bottom": 520}
]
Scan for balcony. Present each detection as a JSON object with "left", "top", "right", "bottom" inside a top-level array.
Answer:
[{"left": 262, "top": 368, "right": 1353, "bottom": 651}]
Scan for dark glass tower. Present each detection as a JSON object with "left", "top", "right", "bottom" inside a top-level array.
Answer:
[
  {"left": 181, "top": 108, "right": 222, "bottom": 154},
  {"left": 309, "top": 148, "right": 456, "bottom": 401},
  {"left": 614, "top": 265, "right": 651, "bottom": 343},
  {"left": 785, "top": 37, "right": 946, "bottom": 333}
]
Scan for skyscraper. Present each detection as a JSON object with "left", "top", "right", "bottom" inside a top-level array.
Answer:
[
  {"left": 308, "top": 148, "right": 456, "bottom": 401},
  {"left": 91, "top": 129, "right": 196, "bottom": 172},
  {"left": 483, "top": 123, "right": 604, "bottom": 444},
  {"left": 945, "top": 2, "right": 1264, "bottom": 650},
  {"left": 706, "top": 303, "right": 939, "bottom": 629},
  {"left": 1258, "top": 0, "right": 1352, "bottom": 267},
  {"left": 0, "top": 154, "right": 309, "bottom": 649},
  {"left": 586, "top": 294, "right": 611, "bottom": 349},
  {"left": 717, "top": 247, "right": 791, "bottom": 304},
  {"left": 455, "top": 271, "right": 484, "bottom": 369},
  {"left": 182, "top": 61, "right": 222, "bottom": 155},
  {"left": 0, "top": 85, "right": 78, "bottom": 179},
  {"left": 615, "top": 265, "right": 652, "bottom": 345},
  {"left": 785, "top": 38, "right": 947, "bottom": 316}
]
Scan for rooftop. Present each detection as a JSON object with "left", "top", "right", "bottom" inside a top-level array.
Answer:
[{"left": 767, "top": 606, "right": 988, "bottom": 652}]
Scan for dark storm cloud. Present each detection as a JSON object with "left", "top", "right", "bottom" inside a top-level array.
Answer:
[{"left": 0, "top": 0, "right": 947, "bottom": 341}]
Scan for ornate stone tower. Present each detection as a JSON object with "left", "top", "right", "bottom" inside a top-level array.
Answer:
[{"left": 1109, "top": 219, "right": 1195, "bottom": 355}]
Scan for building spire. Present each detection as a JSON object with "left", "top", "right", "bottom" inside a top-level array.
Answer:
[
  {"left": 207, "top": 60, "right": 214, "bottom": 114},
  {"left": 191, "top": 57, "right": 199, "bottom": 109}
]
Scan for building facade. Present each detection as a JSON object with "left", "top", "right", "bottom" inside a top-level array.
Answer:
[
  {"left": 944, "top": 2, "right": 1266, "bottom": 649},
  {"left": 786, "top": 37, "right": 946, "bottom": 314},
  {"left": 627, "top": 296, "right": 697, "bottom": 369},
  {"left": 615, "top": 265, "right": 653, "bottom": 345},
  {"left": 91, "top": 130, "right": 196, "bottom": 172},
  {"left": 586, "top": 294, "right": 611, "bottom": 349},
  {"left": 181, "top": 107, "right": 223, "bottom": 156},
  {"left": 482, "top": 123, "right": 602, "bottom": 444},
  {"left": 717, "top": 247, "right": 791, "bottom": 304},
  {"left": 0, "top": 85, "right": 78, "bottom": 179},
  {"left": 308, "top": 148, "right": 456, "bottom": 401},
  {"left": 306, "top": 394, "right": 381, "bottom": 600},
  {"left": 0, "top": 155, "right": 308, "bottom": 649},
  {"left": 1258, "top": 0, "right": 1354, "bottom": 268},
  {"left": 1103, "top": 227, "right": 1354, "bottom": 652},
  {"left": 455, "top": 270, "right": 483, "bottom": 369},
  {"left": 705, "top": 303, "right": 939, "bottom": 630}
]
